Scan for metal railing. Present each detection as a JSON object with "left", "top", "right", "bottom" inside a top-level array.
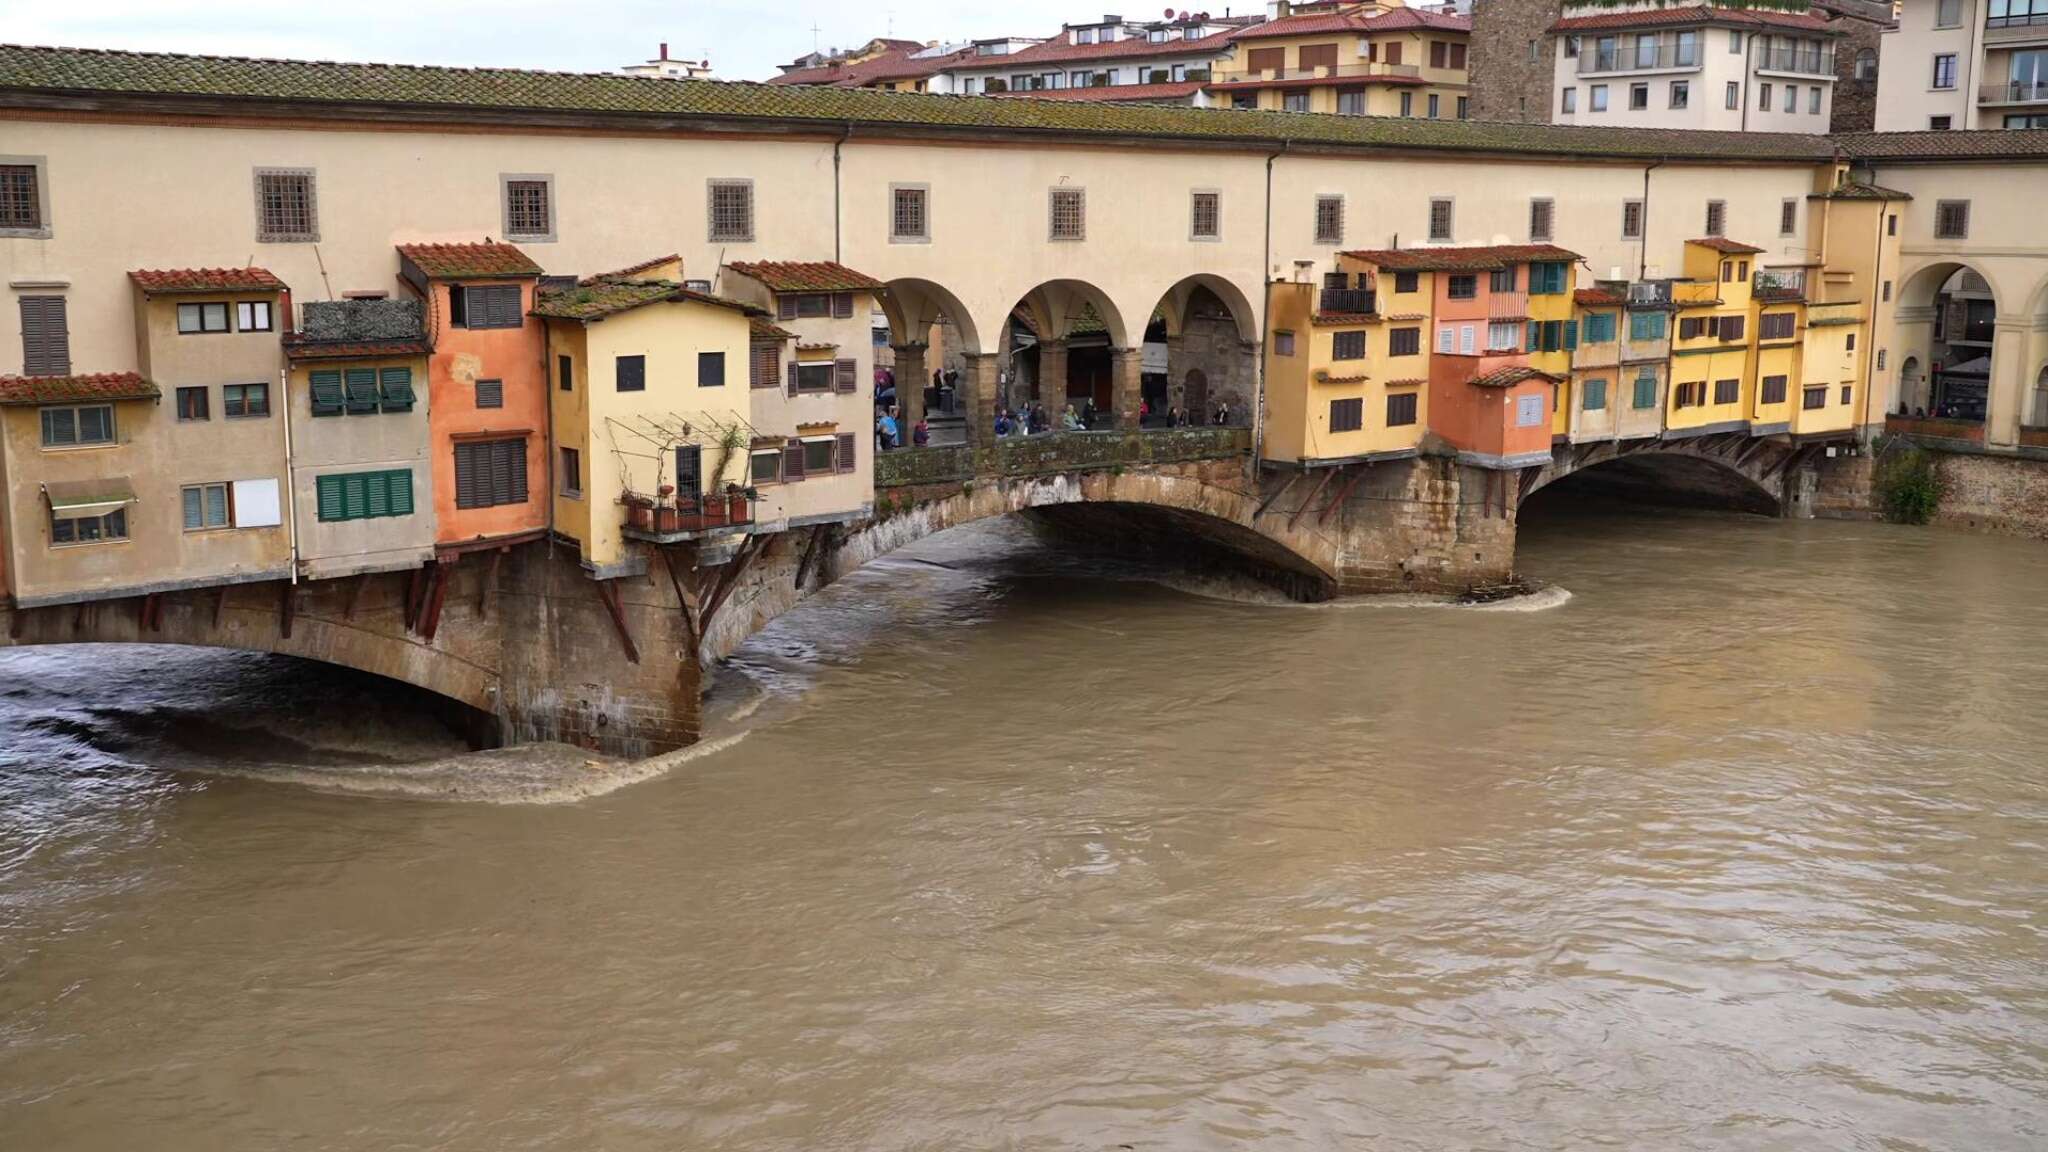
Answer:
[
  {"left": 1628, "top": 281, "right": 1675, "bottom": 306},
  {"left": 1211, "top": 62, "right": 1421, "bottom": 84},
  {"left": 1987, "top": 11, "right": 2048, "bottom": 29},
  {"left": 1756, "top": 45, "right": 1836, "bottom": 76},
  {"left": 1980, "top": 79, "right": 2048, "bottom": 103},
  {"left": 1753, "top": 269, "right": 1808, "bottom": 300},
  {"left": 1318, "top": 288, "right": 1377, "bottom": 315},
  {"left": 1579, "top": 44, "right": 1700, "bottom": 74}
]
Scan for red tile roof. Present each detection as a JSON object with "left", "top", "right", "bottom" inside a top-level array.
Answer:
[
  {"left": 1003, "top": 27, "right": 1241, "bottom": 68},
  {"left": 750, "top": 317, "right": 796, "bottom": 341},
  {"left": 1689, "top": 237, "right": 1767, "bottom": 254},
  {"left": 0, "top": 372, "right": 160, "bottom": 405},
  {"left": 282, "top": 337, "right": 433, "bottom": 361},
  {"left": 1575, "top": 287, "right": 1627, "bottom": 307},
  {"left": 725, "top": 261, "right": 885, "bottom": 292},
  {"left": 128, "top": 267, "right": 285, "bottom": 293},
  {"left": 397, "top": 242, "right": 543, "bottom": 279},
  {"left": 1232, "top": 5, "right": 1470, "bottom": 40},
  {"left": 997, "top": 80, "right": 1206, "bottom": 103},
  {"left": 585, "top": 253, "right": 681, "bottom": 283},
  {"left": 532, "top": 279, "right": 760, "bottom": 322},
  {"left": 1342, "top": 244, "right": 1584, "bottom": 271},
  {"left": 1313, "top": 312, "right": 1381, "bottom": 326},
  {"left": 769, "top": 45, "right": 964, "bottom": 88},
  {"left": 1469, "top": 365, "right": 1562, "bottom": 389},
  {"left": 1550, "top": 5, "right": 1835, "bottom": 33}
]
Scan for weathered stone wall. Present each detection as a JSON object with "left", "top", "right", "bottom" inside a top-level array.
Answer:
[
  {"left": 1929, "top": 452, "right": 2048, "bottom": 538},
  {"left": 1168, "top": 309, "right": 1257, "bottom": 423},
  {"left": 1330, "top": 457, "right": 1521, "bottom": 593},
  {"left": 1817, "top": 0, "right": 1891, "bottom": 133},
  {"left": 1803, "top": 452, "right": 1881, "bottom": 522},
  {"left": 1468, "top": 0, "right": 1561, "bottom": 125}
]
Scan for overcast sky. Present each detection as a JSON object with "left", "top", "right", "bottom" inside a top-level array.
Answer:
[{"left": 0, "top": 0, "right": 1149, "bottom": 83}]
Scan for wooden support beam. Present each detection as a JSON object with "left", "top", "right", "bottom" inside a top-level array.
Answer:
[
  {"left": 418, "top": 564, "right": 450, "bottom": 643},
  {"left": 404, "top": 565, "right": 428, "bottom": 633},
  {"left": 9, "top": 607, "right": 25, "bottom": 640},
  {"left": 700, "top": 534, "right": 767, "bottom": 639},
  {"left": 1517, "top": 464, "right": 1545, "bottom": 502},
  {"left": 215, "top": 583, "right": 230, "bottom": 629},
  {"left": 1255, "top": 471, "right": 1302, "bottom": 519},
  {"left": 279, "top": 581, "right": 297, "bottom": 640},
  {"left": 343, "top": 573, "right": 367, "bottom": 622},
  {"left": 1289, "top": 467, "right": 1336, "bottom": 529},
  {"left": 658, "top": 545, "right": 702, "bottom": 649},
  {"left": 73, "top": 601, "right": 86, "bottom": 632},
  {"left": 792, "top": 525, "right": 829, "bottom": 593},
  {"left": 595, "top": 578, "right": 641, "bottom": 665},
  {"left": 137, "top": 594, "right": 153, "bottom": 632},
  {"left": 1318, "top": 466, "right": 1368, "bottom": 526}
]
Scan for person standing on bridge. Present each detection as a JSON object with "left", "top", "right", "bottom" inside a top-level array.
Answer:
[
  {"left": 1062, "top": 404, "right": 1083, "bottom": 432},
  {"left": 877, "top": 407, "right": 900, "bottom": 451},
  {"left": 912, "top": 417, "right": 930, "bottom": 448}
]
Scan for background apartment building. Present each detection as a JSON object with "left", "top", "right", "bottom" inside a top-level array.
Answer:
[
  {"left": 1208, "top": 2, "right": 1474, "bottom": 116},
  {"left": 1876, "top": 0, "right": 2048, "bottom": 130}
]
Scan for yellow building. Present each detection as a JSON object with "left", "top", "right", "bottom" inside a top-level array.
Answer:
[
  {"left": 1794, "top": 298, "right": 1865, "bottom": 439},
  {"left": 1567, "top": 286, "right": 1626, "bottom": 443},
  {"left": 535, "top": 268, "right": 760, "bottom": 575},
  {"left": 1262, "top": 254, "right": 1432, "bottom": 467},
  {"left": 1207, "top": 2, "right": 1472, "bottom": 118},
  {"left": 1522, "top": 259, "right": 1579, "bottom": 439},
  {"left": 1668, "top": 238, "right": 1763, "bottom": 437},
  {"left": 1750, "top": 263, "right": 1811, "bottom": 435}
]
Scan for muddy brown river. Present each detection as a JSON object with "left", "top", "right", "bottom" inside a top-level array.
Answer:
[{"left": 2, "top": 504, "right": 2044, "bottom": 1150}]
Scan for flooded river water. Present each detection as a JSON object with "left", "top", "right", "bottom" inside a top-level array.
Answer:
[{"left": 2, "top": 505, "right": 2045, "bottom": 1150}]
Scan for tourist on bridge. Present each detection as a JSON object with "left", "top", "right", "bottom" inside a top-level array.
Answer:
[
  {"left": 1028, "top": 404, "right": 1048, "bottom": 435},
  {"left": 877, "top": 408, "right": 900, "bottom": 451},
  {"left": 912, "top": 417, "right": 930, "bottom": 448},
  {"left": 1061, "top": 405, "right": 1084, "bottom": 432},
  {"left": 1165, "top": 405, "right": 1183, "bottom": 428},
  {"left": 1212, "top": 402, "right": 1231, "bottom": 426},
  {"left": 1081, "top": 398, "right": 1098, "bottom": 430},
  {"left": 994, "top": 410, "right": 1013, "bottom": 438}
]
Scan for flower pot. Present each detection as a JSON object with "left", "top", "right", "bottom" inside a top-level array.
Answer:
[
  {"left": 652, "top": 506, "right": 680, "bottom": 533},
  {"left": 728, "top": 492, "right": 749, "bottom": 523},
  {"left": 626, "top": 502, "right": 654, "bottom": 530}
]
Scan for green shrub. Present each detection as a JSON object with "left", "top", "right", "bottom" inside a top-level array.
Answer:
[{"left": 1876, "top": 446, "right": 1944, "bottom": 525}]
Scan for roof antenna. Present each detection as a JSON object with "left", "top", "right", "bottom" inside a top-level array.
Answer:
[{"left": 811, "top": 21, "right": 823, "bottom": 53}]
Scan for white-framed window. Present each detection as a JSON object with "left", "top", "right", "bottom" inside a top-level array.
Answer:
[
  {"left": 1437, "top": 326, "right": 1456, "bottom": 354},
  {"left": 1049, "top": 186, "right": 1086, "bottom": 241},
  {"left": 182, "top": 482, "right": 233, "bottom": 531},
  {"left": 1561, "top": 86, "right": 1577, "bottom": 114},
  {"left": 1670, "top": 80, "right": 1689, "bottom": 109},
  {"left": 177, "top": 301, "right": 230, "bottom": 334},
  {"left": 890, "top": 183, "right": 929, "bottom": 243},
  {"left": 502, "top": 173, "right": 555, "bottom": 241},
  {"left": 1726, "top": 80, "right": 1740, "bottom": 109},
  {"left": 237, "top": 300, "right": 273, "bottom": 332},
  {"left": 1590, "top": 84, "right": 1609, "bottom": 112},
  {"left": 1315, "top": 194, "right": 1345, "bottom": 244},
  {"left": 707, "top": 178, "right": 754, "bottom": 242}
]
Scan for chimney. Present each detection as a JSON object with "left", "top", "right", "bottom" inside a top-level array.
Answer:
[{"left": 659, "top": 42, "right": 669, "bottom": 61}]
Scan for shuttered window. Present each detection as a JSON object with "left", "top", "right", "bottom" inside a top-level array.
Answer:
[
  {"left": 224, "top": 383, "right": 269, "bottom": 418},
  {"left": 1760, "top": 312, "right": 1796, "bottom": 340},
  {"left": 344, "top": 368, "right": 380, "bottom": 413},
  {"left": 1389, "top": 327, "right": 1421, "bottom": 356},
  {"left": 460, "top": 285, "right": 523, "bottom": 330},
  {"left": 475, "top": 378, "right": 504, "bottom": 408},
  {"left": 1633, "top": 372, "right": 1659, "bottom": 409},
  {"left": 834, "top": 358, "right": 858, "bottom": 392},
  {"left": 182, "top": 483, "right": 232, "bottom": 530},
  {"left": 1583, "top": 379, "right": 1608, "bottom": 411},
  {"left": 19, "top": 295, "right": 68, "bottom": 375},
  {"left": 453, "top": 438, "right": 529, "bottom": 510},
  {"left": 1714, "top": 378, "right": 1740, "bottom": 405},
  {"left": 1329, "top": 397, "right": 1364, "bottom": 432},
  {"left": 750, "top": 340, "right": 781, "bottom": 388},
  {"left": 1332, "top": 331, "right": 1366, "bottom": 361},
  {"left": 835, "top": 433, "right": 856, "bottom": 473},
  {"left": 802, "top": 438, "right": 836, "bottom": 475},
  {"left": 616, "top": 355, "right": 646, "bottom": 392},
  {"left": 309, "top": 370, "right": 345, "bottom": 416},
  {"left": 833, "top": 292, "right": 855, "bottom": 319},
  {"left": 379, "top": 367, "right": 415, "bottom": 412},
  {"left": 1386, "top": 392, "right": 1418, "bottom": 427},
  {"left": 1583, "top": 312, "right": 1616, "bottom": 343},
  {"left": 698, "top": 352, "right": 725, "bottom": 388},
  {"left": 1761, "top": 375, "right": 1789, "bottom": 405},
  {"left": 315, "top": 469, "right": 414, "bottom": 522},
  {"left": 784, "top": 442, "right": 807, "bottom": 482}
]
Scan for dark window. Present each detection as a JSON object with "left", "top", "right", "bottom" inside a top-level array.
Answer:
[
  {"left": 343, "top": 368, "right": 380, "bottom": 414},
  {"left": 778, "top": 293, "right": 833, "bottom": 320},
  {"left": 750, "top": 340, "right": 781, "bottom": 389},
  {"left": 1049, "top": 187, "right": 1086, "bottom": 240},
  {"left": 1705, "top": 200, "right": 1727, "bottom": 237},
  {"left": 802, "top": 438, "right": 836, "bottom": 474},
  {"left": 1314, "top": 195, "right": 1344, "bottom": 244},
  {"left": 1761, "top": 375, "right": 1789, "bottom": 404},
  {"left": 19, "top": 295, "right": 69, "bottom": 375},
  {"left": 1389, "top": 327, "right": 1421, "bottom": 356},
  {"left": 698, "top": 352, "right": 725, "bottom": 388},
  {"left": 1386, "top": 392, "right": 1418, "bottom": 427},
  {"left": 1332, "top": 331, "right": 1366, "bottom": 360},
  {"left": 833, "top": 293, "right": 855, "bottom": 319},
  {"left": 1529, "top": 198, "right": 1554, "bottom": 242},
  {"left": 1429, "top": 199, "right": 1453, "bottom": 242},
  {"left": 1450, "top": 43, "right": 1467, "bottom": 70},
  {"left": 1447, "top": 275, "right": 1477, "bottom": 301},
  {"left": 892, "top": 185, "right": 929, "bottom": 241},
  {"left": 793, "top": 362, "right": 835, "bottom": 393},
  {"left": 177, "top": 302, "right": 230, "bottom": 334},
  {"left": 176, "top": 386, "right": 209, "bottom": 420},
  {"left": 0, "top": 163, "right": 39, "bottom": 230},
  {"left": 224, "top": 382, "right": 269, "bottom": 418},
  {"left": 1583, "top": 379, "right": 1608, "bottom": 411},
  {"left": 784, "top": 442, "right": 807, "bottom": 482},
  {"left": 254, "top": 169, "right": 317, "bottom": 241},
  {"left": 616, "top": 354, "right": 646, "bottom": 392},
  {"left": 1394, "top": 271, "right": 1420, "bottom": 294},
  {"left": 1717, "top": 315, "right": 1744, "bottom": 343},
  {"left": 453, "top": 438, "right": 529, "bottom": 510},
  {"left": 1780, "top": 199, "right": 1798, "bottom": 236},
  {"left": 836, "top": 432, "right": 857, "bottom": 473},
  {"left": 505, "top": 178, "right": 551, "bottom": 238},
  {"left": 1622, "top": 199, "right": 1644, "bottom": 239},
  {"left": 1803, "top": 386, "right": 1828, "bottom": 410},
  {"left": 1935, "top": 200, "right": 1970, "bottom": 239},
  {"left": 561, "top": 446, "right": 583, "bottom": 495},
  {"left": 1714, "top": 378, "right": 1740, "bottom": 405},
  {"left": 1329, "top": 397, "right": 1364, "bottom": 432},
  {"left": 708, "top": 179, "right": 753, "bottom": 242},
  {"left": 750, "top": 449, "right": 782, "bottom": 485},
  {"left": 1431, "top": 40, "right": 1448, "bottom": 69},
  {"left": 459, "top": 285, "right": 523, "bottom": 330},
  {"left": 1190, "top": 191, "right": 1220, "bottom": 239},
  {"left": 1840, "top": 385, "right": 1853, "bottom": 407},
  {"left": 39, "top": 403, "right": 114, "bottom": 447},
  {"left": 675, "top": 445, "right": 701, "bottom": 495},
  {"left": 1761, "top": 312, "right": 1796, "bottom": 340},
  {"left": 316, "top": 469, "right": 415, "bottom": 521},
  {"left": 475, "top": 379, "right": 504, "bottom": 408},
  {"left": 558, "top": 354, "right": 573, "bottom": 392},
  {"left": 50, "top": 506, "right": 126, "bottom": 545},
  {"left": 1490, "top": 268, "right": 1517, "bottom": 293}
]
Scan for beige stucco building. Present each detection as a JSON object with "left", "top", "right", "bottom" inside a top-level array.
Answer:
[{"left": 1876, "top": 0, "right": 2048, "bottom": 131}]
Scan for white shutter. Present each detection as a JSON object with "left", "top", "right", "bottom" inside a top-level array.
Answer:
[{"left": 232, "top": 478, "right": 283, "bottom": 527}]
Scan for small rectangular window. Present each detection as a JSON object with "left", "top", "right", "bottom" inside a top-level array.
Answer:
[
  {"left": 1622, "top": 199, "right": 1644, "bottom": 239},
  {"left": 616, "top": 354, "right": 646, "bottom": 392},
  {"left": 1714, "top": 378, "right": 1740, "bottom": 405},
  {"left": 176, "top": 386, "right": 210, "bottom": 421},
  {"left": 891, "top": 184, "right": 929, "bottom": 242},
  {"left": 0, "top": 162, "right": 43, "bottom": 233},
  {"left": 802, "top": 438, "right": 836, "bottom": 475},
  {"left": 254, "top": 168, "right": 317, "bottom": 242},
  {"left": 1629, "top": 311, "right": 1666, "bottom": 341},
  {"left": 1428, "top": 198, "right": 1454, "bottom": 242},
  {"left": 558, "top": 354, "right": 574, "bottom": 392},
  {"left": 40, "top": 403, "right": 114, "bottom": 448},
  {"left": 560, "top": 446, "right": 582, "bottom": 497},
  {"left": 708, "top": 179, "right": 754, "bottom": 242},
  {"left": 1314, "top": 195, "right": 1344, "bottom": 244},
  {"left": 1780, "top": 199, "right": 1798, "bottom": 237},
  {"left": 1590, "top": 84, "right": 1608, "bottom": 112},
  {"left": 1633, "top": 372, "right": 1658, "bottom": 409},
  {"left": 1447, "top": 275, "right": 1477, "bottom": 301},
  {"left": 1329, "top": 397, "right": 1364, "bottom": 433},
  {"left": 1761, "top": 375, "right": 1789, "bottom": 405},
  {"left": 1705, "top": 200, "right": 1727, "bottom": 237},
  {"left": 460, "top": 285, "right": 524, "bottom": 330},
  {"left": 475, "top": 379, "right": 505, "bottom": 408},
  {"left": 1190, "top": 191, "right": 1221, "bottom": 240},
  {"left": 1840, "top": 385, "right": 1853, "bottom": 407},
  {"left": 503, "top": 175, "right": 553, "bottom": 240},
  {"left": 1561, "top": 87, "right": 1577, "bottom": 114},
  {"left": 1394, "top": 272, "right": 1420, "bottom": 295},
  {"left": 453, "top": 438, "right": 529, "bottom": 510},
  {"left": 1332, "top": 331, "right": 1366, "bottom": 361},
  {"left": 1275, "top": 330, "right": 1296, "bottom": 357},
  {"left": 1932, "top": 54, "right": 1957, "bottom": 90},
  {"left": 177, "top": 302, "right": 230, "bottom": 334},
  {"left": 1726, "top": 80, "right": 1740, "bottom": 110},
  {"left": 1583, "top": 379, "right": 1608, "bottom": 411},
  {"left": 1529, "top": 198, "right": 1554, "bottom": 243},
  {"left": 51, "top": 506, "right": 126, "bottom": 546},
  {"left": 751, "top": 340, "right": 781, "bottom": 389},
  {"left": 316, "top": 469, "right": 415, "bottom": 522},
  {"left": 699, "top": 351, "right": 726, "bottom": 388},
  {"left": 1049, "top": 187, "right": 1086, "bottom": 241},
  {"left": 223, "top": 382, "right": 270, "bottom": 418},
  {"left": 1386, "top": 391, "right": 1418, "bottom": 427},
  {"left": 750, "top": 448, "right": 783, "bottom": 486},
  {"left": 181, "top": 483, "right": 233, "bottom": 531},
  {"left": 236, "top": 300, "right": 273, "bottom": 332},
  {"left": 1390, "top": 327, "right": 1420, "bottom": 356},
  {"left": 1629, "top": 83, "right": 1649, "bottom": 111},
  {"left": 20, "top": 295, "right": 70, "bottom": 376},
  {"left": 1934, "top": 200, "right": 1970, "bottom": 240},
  {"left": 1802, "top": 386, "right": 1828, "bottom": 410}
]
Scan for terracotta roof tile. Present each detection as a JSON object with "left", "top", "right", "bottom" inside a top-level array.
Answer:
[
  {"left": 1689, "top": 236, "right": 1766, "bottom": 254},
  {"left": 998, "top": 80, "right": 1206, "bottom": 103},
  {"left": 750, "top": 317, "right": 796, "bottom": 340},
  {"left": 1468, "top": 365, "right": 1561, "bottom": 388},
  {"left": 1313, "top": 312, "right": 1380, "bottom": 326},
  {"left": 591, "top": 253, "right": 682, "bottom": 281},
  {"left": 282, "top": 337, "right": 432, "bottom": 361},
  {"left": 0, "top": 44, "right": 1842, "bottom": 163},
  {"left": 128, "top": 267, "right": 285, "bottom": 293},
  {"left": 1575, "top": 287, "right": 1627, "bottom": 306},
  {"left": 725, "top": 261, "right": 885, "bottom": 292},
  {"left": 532, "top": 279, "right": 759, "bottom": 322},
  {"left": 1001, "top": 27, "right": 1240, "bottom": 67},
  {"left": 1550, "top": 5, "right": 1836, "bottom": 33},
  {"left": 1343, "top": 243, "right": 1584, "bottom": 271},
  {"left": 769, "top": 45, "right": 965, "bottom": 88},
  {"left": 1808, "top": 181, "right": 1913, "bottom": 201},
  {"left": 1232, "top": 6, "right": 1469, "bottom": 40},
  {"left": 1383, "top": 377, "right": 1427, "bottom": 387},
  {"left": 0, "top": 371, "right": 159, "bottom": 405},
  {"left": 397, "top": 241, "right": 543, "bottom": 279},
  {"left": 1834, "top": 129, "right": 2048, "bottom": 162}
]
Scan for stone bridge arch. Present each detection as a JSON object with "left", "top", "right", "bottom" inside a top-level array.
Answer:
[{"left": 1521, "top": 434, "right": 1816, "bottom": 515}]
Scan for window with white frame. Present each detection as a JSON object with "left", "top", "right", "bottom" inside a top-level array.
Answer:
[
  {"left": 707, "top": 179, "right": 754, "bottom": 242},
  {"left": 890, "top": 184, "right": 929, "bottom": 242},
  {"left": 1049, "top": 186, "right": 1086, "bottom": 240},
  {"left": 1315, "top": 195, "right": 1344, "bottom": 244}
]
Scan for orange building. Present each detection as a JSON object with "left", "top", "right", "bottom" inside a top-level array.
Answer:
[{"left": 397, "top": 243, "right": 551, "bottom": 555}]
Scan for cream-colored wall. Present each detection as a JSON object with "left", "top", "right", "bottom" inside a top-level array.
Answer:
[
  {"left": 1554, "top": 25, "right": 1836, "bottom": 133},
  {"left": 581, "top": 302, "right": 753, "bottom": 570},
  {"left": 545, "top": 323, "right": 592, "bottom": 553},
  {"left": 1875, "top": 0, "right": 1984, "bottom": 130},
  {"left": 286, "top": 356, "right": 435, "bottom": 578}
]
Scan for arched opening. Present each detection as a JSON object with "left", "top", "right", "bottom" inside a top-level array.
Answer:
[
  {"left": 878, "top": 277, "right": 982, "bottom": 449},
  {"left": 1521, "top": 451, "right": 1783, "bottom": 520},
  {"left": 1143, "top": 275, "right": 1260, "bottom": 428},
  {"left": 998, "top": 279, "right": 1130, "bottom": 433},
  {"left": 1854, "top": 48, "right": 1877, "bottom": 82},
  {"left": 2032, "top": 364, "right": 2048, "bottom": 430},
  {"left": 1018, "top": 500, "right": 1336, "bottom": 601},
  {"left": 1895, "top": 262, "right": 2000, "bottom": 424}
]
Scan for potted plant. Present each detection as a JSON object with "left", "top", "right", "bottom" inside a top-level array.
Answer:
[
  {"left": 622, "top": 490, "right": 655, "bottom": 530},
  {"left": 726, "top": 481, "right": 749, "bottom": 524},
  {"left": 653, "top": 484, "right": 679, "bottom": 533}
]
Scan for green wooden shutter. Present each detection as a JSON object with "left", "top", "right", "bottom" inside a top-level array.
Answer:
[
  {"left": 317, "top": 475, "right": 346, "bottom": 521},
  {"left": 1526, "top": 321, "right": 1538, "bottom": 352},
  {"left": 387, "top": 469, "right": 414, "bottom": 516},
  {"left": 344, "top": 368, "right": 379, "bottom": 413},
  {"left": 364, "top": 471, "right": 390, "bottom": 518},
  {"left": 379, "top": 366, "right": 416, "bottom": 412},
  {"left": 310, "top": 370, "right": 344, "bottom": 416},
  {"left": 1564, "top": 319, "right": 1578, "bottom": 351},
  {"left": 341, "top": 474, "right": 369, "bottom": 519}
]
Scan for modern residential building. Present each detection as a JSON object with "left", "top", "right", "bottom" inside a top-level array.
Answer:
[
  {"left": 922, "top": 37, "right": 1051, "bottom": 94},
  {"left": 1209, "top": 2, "right": 1475, "bottom": 116},
  {"left": 1876, "top": 0, "right": 2048, "bottom": 130},
  {"left": 282, "top": 298, "right": 436, "bottom": 580},
  {"left": 396, "top": 242, "right": 550, "bottom": 556},
  {"left": 948, "top": 14, "right": 1246, "bottom": 104},
  {"left": 720, "top": 261, "right": 882, "bottom": 530},
  {"left": 1549, "top": 1, "right": 1846, "bottom": 133},
  {"left": 620, "top": 44, "right": 714, "bottom": 81},
  {"left": 535, "top": 263, "right": 761, "bottom": 576},
  {"left": 767, "top": 38, "right": 965, "bottom": 93}
]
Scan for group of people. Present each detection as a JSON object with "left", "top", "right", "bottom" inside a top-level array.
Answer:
[{"left": 874, "top": 405, "right": 929, "bottom": 452}]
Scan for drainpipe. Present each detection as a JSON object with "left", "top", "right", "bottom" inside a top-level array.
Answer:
[
  {"left": 1862, "top": 191, "right": 1889, "bottom": 435},
  {"left": 834, "top": 123, "right": 854, "bottom": 264},
  {"left": 1741, "top": 32, "right": 1756, "bottom": 134},
  {"left": 280, "top": 365, "right": 299, "bottom": 584},
  {"left": 1639, "top": 160, "right": 1662, "bottom": 280},
  {"left": 1257, "top": 141, "right": 1289, "bottom": 463}
]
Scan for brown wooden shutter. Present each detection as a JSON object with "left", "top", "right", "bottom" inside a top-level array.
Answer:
[
  {"left": 787, "top": 361, "right": 799, "bottom": 397},
  {"left": 784, "top": 443, "right": 806, "bottom": 482},
  {"left": 1299, "top": 43, "right": 1338, "bottom": 70},
  {"left": 454, "top": 443, "right": 480, "bottom": 509},
  {"left": 836, "top": 433, "right": 856, "bottom": 473},
  {"left": 778, "top": 295, "right": 797, "bottom": 321},
  {"left": 1384, "top": 41, "right": 1402, "bottom": 66},
  {"left": 1247, "top": 46, "right": 1283, "bottom": 72},
  {"left": 19, "top": 296, "right": 69, "bottom": 376},
  {"left": 832, "top": 292, "right": 854, "bottom": 318},
  {"left": 834, "top": 358, "right": 857, "bottom": 393}
]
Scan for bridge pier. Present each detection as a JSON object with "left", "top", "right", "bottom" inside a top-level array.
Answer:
[
  {"left": 891, "top": 342, "right": 926, "bottom": 434},
  {"left": 1111, "top": 348, "right": 1144, "bottom": 430},
  {"left": 1037, "top": 339, "right": 1068, "bottom": 412},
  {"left": 961, "top": 353, "right": 1000, "bottom": 447}
]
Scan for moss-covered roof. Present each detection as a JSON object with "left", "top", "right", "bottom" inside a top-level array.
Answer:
[
  {"left": 0, "top": 371, "right": 159, "bottom": 405},
  {"left": 397, "top": 242, "right": 543, "bottom": 279},
  {"left": 0, "top": 43, "right": 1842, "bottom": 163},
  {"left": 532, "top": 279, "right": 759, "bottom": 322}
]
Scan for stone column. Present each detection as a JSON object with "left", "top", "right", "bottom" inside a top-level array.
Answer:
[
  {"left": 891, "top": 343, "right": 926, "bottom": 441},
  {"left": 1232, "top": 339, "right": 1262, "bottom": 424},
  {"left": 1163, "top": 335, "right": 1187, "bottom": 412},
  {"left": 1110, "top": 348, "right": 1144, "bottom": 431},
  {"left": 960, "top": 353, "right": 1001, "bottom": 449},
  {"left": 1037, "top": 339, "right": 1069, "bottom": 412},
  {"left": 1987, "top": 318, "right": 2033, "bottom": 449}
]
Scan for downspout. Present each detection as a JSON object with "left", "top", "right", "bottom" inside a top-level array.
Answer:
[
  {"left": 834, "top": 123, "right": 854, "bottom": 264},
  {"left": 1741, "top": 31, "right": 1756, "bottom": 134},
  {"left": 1639, "top": 160, "right": 1663, "bottom": 280},
  {"left": 280, "top": 365, "right": 299, "bottom": 585},
  {"left": 1862, "top": 193, "right": 1889, "bottom": 436},
  {"left": 1257, "top": 141, "right": 1289, "bottom": 463}
]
